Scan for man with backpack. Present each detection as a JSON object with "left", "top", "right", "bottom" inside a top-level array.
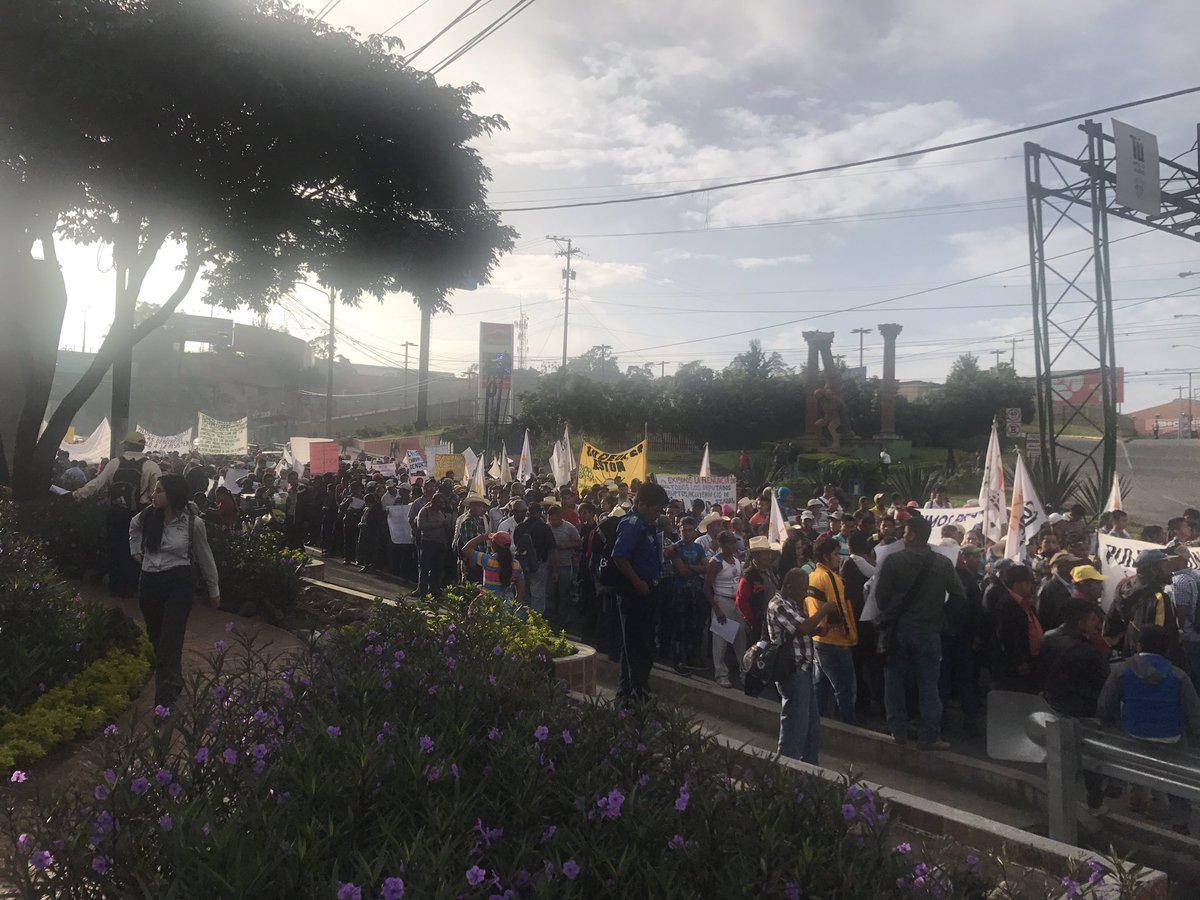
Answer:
[{"left": 74, "top": 431, "right": 162, "bottom": 597}]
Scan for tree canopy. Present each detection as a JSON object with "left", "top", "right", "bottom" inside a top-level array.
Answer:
[{"left": 0, "top": 0, "right": 514, "bottom": 495}]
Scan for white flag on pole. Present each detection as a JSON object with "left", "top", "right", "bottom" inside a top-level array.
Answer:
[
  {"left": 517, "top": 429, "right": 534, "bottom": 482},
  {"left": 470, "top": 451, "right": 487, "bottom": 496},
  {"left": 549, "top": 440, "right": 572, "bottom": 488},
  {"left": 499, "top": 441, "right": 513, "bottom": 485},
  {"left": 563, "top": 424, "right": 575, "bottom": 472},
  {"left": 769, "top": 490, "right": 789, "bottom": 547},
  {"left": 1004, "top": 454, "right": 1048, "bottom": 561},
  {"left": 699, "top": 442, "right": 711, "bottom": 477},
  {"left": 1104, "top": 477, "right": 1123, "bottom": 512},
  {"left": 461, "top": 447, "right": 478, "bottom": 486},
  {"left": 978, "top": 422, "right": 1007, "bottom": 543}
]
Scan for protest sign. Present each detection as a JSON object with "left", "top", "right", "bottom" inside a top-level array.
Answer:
[
  {"left": 918, "top": 506, "right": 986, "bottom": 533},
  {"left": 137, "top": 425, "right": 193, "bottom": 454},
  {"left": 406, "top": 449, "right": 427, "bottom": 473},
  {"left": 222, "top": 468, "right": 249, "bottom": 493},
  {"left": 309, "top": 441, "right": 340, "bottom": 475},
  {"left": 656, "top": 475, "right": 737, "bottom": 510},
  {"left": 372, "top": 462, "right": 396, "bottom": 477},
  {"left": 196, "top": 413, "right": 248, "bottom": 455},
  {"left": 577, "top": 440, "right": 647, "bottom": 493},
  {"left": 60, "top": 418, "right": 111, "bottom": 464},
  {"left": 434, "top": 453, "right": 465, "bottom": 481},
  {"left": 387, "top": 504, "right": 413, "bottom": 544}
]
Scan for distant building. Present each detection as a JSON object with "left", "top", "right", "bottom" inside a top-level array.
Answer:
[
  {"left": 896, "top": 379, "right": 941, "bottom": 402},
  {"left": 1127, "top": 398, "right": 1198, "bottom": 437}
]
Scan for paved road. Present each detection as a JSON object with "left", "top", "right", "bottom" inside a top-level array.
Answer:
[{"left": 1061, "top": 437, "right": 1200, "bottom": 526}]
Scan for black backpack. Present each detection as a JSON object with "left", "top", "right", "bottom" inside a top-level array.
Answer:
[
  {"left": 595, "top": 515, "right": 650, "bottom": 588},
  {"left": 110, "top": 457, "right": 146, "bottom": 510}
]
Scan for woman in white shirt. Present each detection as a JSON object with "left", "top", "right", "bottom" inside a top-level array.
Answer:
[{"left": 130, "top": 474, "right": 220, "bottom": 708}]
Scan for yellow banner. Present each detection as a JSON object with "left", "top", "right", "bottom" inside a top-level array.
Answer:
[
  {"left": 577, "top": 440, "right": 647, "bottom": 493},
  {"left": 434, "top": 453, "right": 466, "bottom": 481}
]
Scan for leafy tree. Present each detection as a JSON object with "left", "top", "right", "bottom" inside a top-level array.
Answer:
[
  {"left": 0, "top": 0, "right": 513, "bottom": 497},
  {"left": 565, "top": 345, "right": 622, "bottom": 382},
  {"left": 725, "top": 340, "right": 790, "bottom": 378}
]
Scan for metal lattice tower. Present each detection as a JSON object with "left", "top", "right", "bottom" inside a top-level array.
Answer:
[
  {"left": 515, "top": 305, "right": 529, "bottom": 370},
  {"left": 1025, "top": 119, "right": 1200, "bottom": 492}
]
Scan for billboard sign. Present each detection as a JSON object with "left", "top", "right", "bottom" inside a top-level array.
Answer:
[
  {"left": 479, "top": 322, "right": 514, "bottom": 390},
  {"left": 1113, "top": 120, "right": 1160, "bottom": 216},
  {"left": 1049, "top": 367, "right": 1124, "bottom": 406}
]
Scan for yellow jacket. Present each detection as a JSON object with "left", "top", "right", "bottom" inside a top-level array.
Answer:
[{"left": 806, "top": 562, "right": 858, "bottom": 647}]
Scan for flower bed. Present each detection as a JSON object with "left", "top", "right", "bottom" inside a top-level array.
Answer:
[{"left": 0, "top": 601, "right": 1133, "bottom": 899}]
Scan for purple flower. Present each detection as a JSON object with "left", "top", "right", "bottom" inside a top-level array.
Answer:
[
  {"left": 213, "top": 686, "right": 227, "bottom": 701},
  {"left": 383, "top": 680, "right": 393, "bottom": 691},
  {"left": 154, "top": 768, "right": 173, "bottom": 787},
  {"left": 425, "top": 766, "right": 440, "bottom": 782},
  {"left": 541, "top": 825, "right": 557, "bottom": 842},
  {"left": 91, "top": 855, "right": 110, "bottom": 875},
  {"left": 16, "top": 833, "right": 29, "bottom": 851},
  {"left": 419, "top": 735, "right": 435, "bottom": 753},
  {"left": 638, "top": 773, "right": 650, "bottom": 787},
  {"left": 95, "top": 811, "right": 114, "bottom": 834},
  {"left": 667, "top": 834, "right": 686, "bottom": 850},
  {"left": 153, "top": 704, "right": 170, "bottom": 719},
  {"left": 562, "top": 860, "right": 580, "bottom": 881},
  {"left": 158, "top": 814, "right": 173, "bottom": 832},
  {"left": 895, "top": 842, "right": 912, "bottom": 854},
  {"left": 222, "top": 748, "right": 237, "bottom": 765},
  {"left": 102, "top": 768, "right": 117, "bottom": 785},
  {"left": 675, "top": 788, "right": 689, "bottom": 811},
  {"left": 487, "top": 674, "right": 498, "bottom": 686},
  {"left": 251, "top": 743, "right": 268, "bottom": 760},
  {"left": 446, "top": 657, "right": 457, "bottom": 670},
  {"left": 913, "top": 863, "right": 929, "bottom": 878},
  {"left": 784, "top": 883, "right": 800, "bottom": 900},
  {"left": 195, "top": 747, "right": 209, "bottom": 764},
  {"left": 493, "top": 645, "right": 504, "bottom": 656},
  {"left": 1062, "top": 877, "right": 1080, "bottom": 899},
  {"left": 130, "top": 777, "right": 150, "bottom": 795},
  {"left": 966, "top": 854, "right": 980, "bottom": 872},
  {"left": 1088, "top": 858, "right": 1104, "bottom": 885},
  {"left": 840, "top": 803, "right": 856, "bottom": 821},
  {"left": 94, "top": 784, "right": 110, "bottom": 801},
  {"left": 466, "top": 865, "right": 487, "bottom": 886},
  {"left": 326, "top": 725, "right": 342, "bottom": 738},
  {"left": 168, "top": 782, "right": 183, "bottom": 798},
  {"left": 561, "top": 729, "right": 573, "bottom": 745},
  {"left": 381, "top": 876, "right": 406, "bottom": 900},
  {"left": 214, "top": 640, "right": 227, "bottom": 651},
  {"left": 252, "top": 759, "right": 266, "bottom": 776},
  {"left": 225, "top": 621, "right": 234, "bottom": 633},
  {"left": 427, "top": 685, "right": 439, "bottom": 695},
  {"left": 337, "top": 883, "right": 362, "bottom": 900},
  {"left": 9, "top": 770, "right": 27, "bottom": 784},
  {"left": 534, "top": 725, "right": 549, "bottom": 742},
  {"left": 104, "top": 724, "right": 119, "bottom": 737},
  {"left": 598, "top": 787, "right": 625, "bottom": 820},
  {"left": 30, "top": 850, "right": 53, "bottom": 870},
  {"left": 253, "top": 708, "right": 268, "bottom": 724}
]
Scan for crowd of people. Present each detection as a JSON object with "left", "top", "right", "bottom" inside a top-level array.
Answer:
[{"left": 59, "top": 433, "right": 1200, "bottom": 833}]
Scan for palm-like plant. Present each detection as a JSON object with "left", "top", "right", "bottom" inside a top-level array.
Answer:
[
  {"left": 1072, "top": 473, "right": 1134, "bottom": 522},
  {"left": 887, "top": 464, "right": 943, "bottom": 505}
]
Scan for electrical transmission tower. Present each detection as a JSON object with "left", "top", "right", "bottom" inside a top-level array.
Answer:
[{"left": 515, "top": 305, "right": 529, "bottom": 370}]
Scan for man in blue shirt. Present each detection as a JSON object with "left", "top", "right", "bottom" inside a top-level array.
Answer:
[{"left": 612, "top": 481, "right": 669, "bottom": 703}]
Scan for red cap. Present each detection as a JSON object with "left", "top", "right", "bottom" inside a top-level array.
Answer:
[
  {"left": 906, "top": 500, "right": 920, "bottom": 508},
  {"left": 488, "top": 532, "right": 512, "bottom": 548}
]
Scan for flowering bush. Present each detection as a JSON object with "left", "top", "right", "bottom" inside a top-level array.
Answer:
[
  {"left": 434, "top": 584, "right": 574, "bottom": 660},
  {"left": 0, "top": 505, "right": 141, "bottom": 716},
  {"left": 1, "top": 602, "right": 1131, "bottom": 898},
  {"left": 206, "top": 527, "right": 308, "bottom": 625}
]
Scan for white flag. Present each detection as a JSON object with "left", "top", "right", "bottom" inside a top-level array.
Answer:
[
  {"left": 549, "top": 440, "right": 572, "bottom": 488},
  {"left": 461, "top": 447, "right": 479, "bottom": 486},
  {"left": 1004, "top": 454, "right": 1048, "bottom": 561},
  {"left": 769, "top": 490, "right": 789, "bottom": 546},
  {"left": 563, "top": 424, "right": 575, "bottom": 472},
  {"left": 499, "top": 441, "right": 513, "bottom": 485},
  {"left": 1105, "top": 478, "right": 1123, "bottom": 512},
  {"left": 470, "top": 451, "right": 487, "bottom": 495},
  {"left": 517, "top": 429, "right": 534, "bottom": 483},
  {"left": 699, "top": 442, "right": 711, "bottom": 477},
  {"left": 978, "top": 423, "right": 1007, "bottom": 543}
]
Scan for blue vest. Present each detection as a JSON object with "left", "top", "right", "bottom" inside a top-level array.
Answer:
[{"left": 1120, "top": 655, "right": 1183, "bottom": 740}]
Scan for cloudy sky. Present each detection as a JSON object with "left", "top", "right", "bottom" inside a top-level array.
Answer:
[{"left": 55, "top": 0, "right": 1200, "bottom": 412}]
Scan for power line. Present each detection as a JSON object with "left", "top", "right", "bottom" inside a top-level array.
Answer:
[
  {"left": 381, "top": 0, "right": 436, "bottom": 35},
  {"left": 405, "top": 0, "right": 486, "bottom": 65},
  {"left": 316, "top": 0, "right": 345, "bottom": 21},
  {"left": 427, "top": 0, "right": 538, "bottom": 75},
  {"left": 491, "top": 84, "right": 1200, "bottom": 212}
]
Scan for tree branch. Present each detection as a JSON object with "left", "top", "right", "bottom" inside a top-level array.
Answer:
[{"left": 36, "top": 238, "right": 204, "bottom": 457}]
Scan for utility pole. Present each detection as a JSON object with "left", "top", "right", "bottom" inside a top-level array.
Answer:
[
  {"left": 851, "top": 327, "right": 871, "bottom": 370},
  {"left": 401, "top": 340, "right": 417, "bottom": 408},
  {"left": 654, "top": 360, "right": 667, "bottom": 378},
  {"left": 548, "top": 236, "right": 580, "bottom": 368},
  {"left": 990, "top": 349, "right": 1004, "bottom": 370},
  {"left": 1010, "top": 337, "right": 1019, "bottom": 370},
  {"left": 325, "top": 288, "right": 336, "bottom": 439}
]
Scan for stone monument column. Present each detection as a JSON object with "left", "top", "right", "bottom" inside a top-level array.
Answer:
[
  {"left": 802, "top": 331, "right": 834, "bottom": 436},
  {"left": 877, "top": 323, "right": 903, "bottom": 437}
]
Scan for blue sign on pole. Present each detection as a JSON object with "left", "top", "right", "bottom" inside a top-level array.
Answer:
[{"left": 848, "top": 476, "right": 865, "bottom": 498}]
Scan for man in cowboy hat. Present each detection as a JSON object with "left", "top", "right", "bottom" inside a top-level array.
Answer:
[
  {"left": 452, "top": 491, "right": 492, "bottom": 585},
  {"left": 736, "top": 535, "right": 781, "bottom": 643},
  {"left": 695, "top": 510, "right": 729, "bottom": 557},
  {"left": 74, "top": 430, "right": 163, "bottom": 598}
]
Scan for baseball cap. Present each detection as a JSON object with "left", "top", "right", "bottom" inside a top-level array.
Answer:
[
  {"left": 1049, "top": 551, "right": 1084, "bottom": 568},
  {"left": 800, "top": 511, "right": 815, "bottom": 521},
  {"left": 488, "top": 532, "right": 512, "bottom": 548},
  {"left": 874, "top": 493, "right": 886, "bottom": 502},
  {"left": 1070, "top": 565, "right": 1108, "bottom": 583},
  {"left": 1135, "top": 548, "right": 1169, "bottom": 568}
]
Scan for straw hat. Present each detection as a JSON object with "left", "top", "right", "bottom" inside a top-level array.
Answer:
[
  {"left": 465, "top": 492, "right": 490, "bottom": 507},
  {"left": 746, "top": 535, "right": 781, "bottom": 554}
]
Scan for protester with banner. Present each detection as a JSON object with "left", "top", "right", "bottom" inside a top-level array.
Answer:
[{"left": 577, "top": 439, "right": 647, "bottom": 495}]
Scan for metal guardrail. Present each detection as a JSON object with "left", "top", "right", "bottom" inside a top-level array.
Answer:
[{"left": 1031, "top": 713, "right": 1200, "bottom": 844}]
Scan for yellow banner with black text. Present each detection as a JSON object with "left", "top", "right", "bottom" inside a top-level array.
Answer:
[{"left": 577, "top": 440, "right": 647, "bottom": 493}]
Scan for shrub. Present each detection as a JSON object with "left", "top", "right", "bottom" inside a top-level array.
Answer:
[
  {"left": 0, "top": 603, "right": 991, "bottom": 898},
  {"left": 6, "top": 496, "right": 108, "bottom": 577},
  {"left": 206, "top": 528, "right": 308, "bottom": 625},
  {"left": 432, "top": 585, "right": 574, "bottom": 660},
  {"left": 0, "top": 506, "right": 133, "bottom": 716}
]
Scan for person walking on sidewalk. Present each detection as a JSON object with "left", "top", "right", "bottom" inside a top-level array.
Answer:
[{"left": 129, "top": 474, "right": 220, "bottom": 708}]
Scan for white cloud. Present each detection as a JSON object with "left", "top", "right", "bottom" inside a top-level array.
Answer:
[{"left": 733, "top": 254, "right": 813, "bottom": 270}]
